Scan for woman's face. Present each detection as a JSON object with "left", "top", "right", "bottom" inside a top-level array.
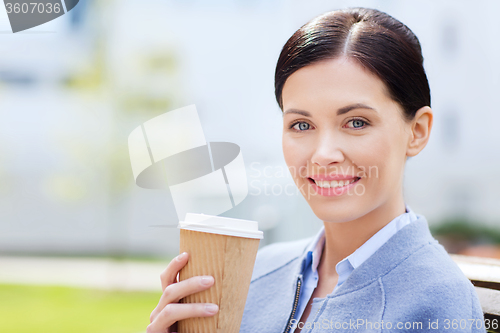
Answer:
[{"left": 282, "top": 57, "right": 413, "bottom": 223}]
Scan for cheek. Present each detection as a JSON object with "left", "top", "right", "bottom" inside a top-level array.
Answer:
[
  {"left": 348, "top": 132, "right": 395, "bottom": 180},
  {"left": 282, "top": 135, "right": 310, "bottom": 178},
  {"left": 357, "top": 130, "right": 406, "bottom": 184},
  {"left": 282, "top": 136, "right": 302, "bottom": 164}
]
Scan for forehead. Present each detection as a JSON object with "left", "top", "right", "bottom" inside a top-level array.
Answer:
[{"left": 281, "top": 57, "right": 395, "bottom": 113}]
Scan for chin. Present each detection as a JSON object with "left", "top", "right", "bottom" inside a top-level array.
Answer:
[{"left": 309, "top": 202, "right": 364, "bottom": 223}]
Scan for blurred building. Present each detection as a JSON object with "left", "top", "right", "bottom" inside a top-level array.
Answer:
[{"left": 0, "top": 0, "right": 499, "bottom": 258}]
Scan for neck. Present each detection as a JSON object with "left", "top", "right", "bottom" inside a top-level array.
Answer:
[{"left": 319, "top": 197, "right": 407, "bottom": 275}]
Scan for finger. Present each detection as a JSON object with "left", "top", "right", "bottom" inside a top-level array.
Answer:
[
  {"left": 150, "top": 275, "right": 215, "bottom": 323},
  {"left": 160, "top": 252, "right": 189, "bottom": 292},
  {"left": 147, "top": 303, "right": 219, "bottom": 333}
]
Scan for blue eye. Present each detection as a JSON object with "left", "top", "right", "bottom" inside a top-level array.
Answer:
[
  {"left": 289, "top": 118, "right": 368, "bottom": 132},
  {"left": 346, "top": 118, "right": 368, "bottom": 129},
  {"left": 290, "top": 121, "right": 310, "bottom": 131}
]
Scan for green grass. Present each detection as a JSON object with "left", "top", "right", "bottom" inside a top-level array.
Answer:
[
  {"left": 0, "top": 284, "right": 163, "bottom": 333},
  {"left": 1, "top": 253, "right": 174, "bottom": 264}
]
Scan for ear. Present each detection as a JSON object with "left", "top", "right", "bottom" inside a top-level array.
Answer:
[{"left": 407, "top": 106, "right": 433, "bottom": 157}]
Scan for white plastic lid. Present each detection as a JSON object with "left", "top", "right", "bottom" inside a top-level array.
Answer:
[{"left": 178, "top": 213, "right": 264, "bottom": 239}]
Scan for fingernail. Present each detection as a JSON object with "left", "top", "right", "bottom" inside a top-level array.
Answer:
[
  {"left": 176, "top": 252, "right": 187, "bottom": 261},
  {"left": 200, "top": 276, "right": 214, "bottom": 286},
  {"left": 205, "top": 304, "right": 218, "bottom": 314}
]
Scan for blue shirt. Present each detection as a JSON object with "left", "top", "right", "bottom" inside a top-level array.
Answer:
[{"left": 295, "top": 204, "right": 417, "bottom": 323}]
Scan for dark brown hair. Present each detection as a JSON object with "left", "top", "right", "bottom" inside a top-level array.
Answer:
[{"left": 275, "top": 7, "right": 431, "bottom": 122}]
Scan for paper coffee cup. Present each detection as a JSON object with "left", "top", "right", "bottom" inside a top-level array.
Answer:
[{"left": 177, "top": 214, "right": 263, "bottom": 333}]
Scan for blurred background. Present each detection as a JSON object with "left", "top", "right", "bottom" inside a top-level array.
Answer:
[{"left": 1, "top": 0, "right": 499, "bottom": 332}]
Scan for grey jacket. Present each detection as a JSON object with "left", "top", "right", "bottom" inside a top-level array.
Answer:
[{"left": 240, "top": 214, "right": 485, "bottom": 332}]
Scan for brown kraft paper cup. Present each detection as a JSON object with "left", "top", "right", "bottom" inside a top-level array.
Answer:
[{"left": 177, "top": 214, "right": 262, "bottom": 333}]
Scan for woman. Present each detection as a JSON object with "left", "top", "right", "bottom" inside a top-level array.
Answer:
[{"left": 147, "top": 7, "right": 485, "bottom": 333}]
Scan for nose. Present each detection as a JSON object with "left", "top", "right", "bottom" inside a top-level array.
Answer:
[{"left": 310, "top": 131, "right": 345, "bottom": 167}]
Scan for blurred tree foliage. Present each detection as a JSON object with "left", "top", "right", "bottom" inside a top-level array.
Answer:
[{"left": 430, "top": 217, "right": 500, "bottom": 244}]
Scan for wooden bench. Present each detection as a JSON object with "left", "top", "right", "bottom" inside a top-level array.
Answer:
[{"left": 451, "top": 254, "right": 500, "bottom": 333}]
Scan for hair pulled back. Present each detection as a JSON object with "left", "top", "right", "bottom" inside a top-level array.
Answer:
[{"left": 275, "top": 7, "right": 431, "bottom": 121}]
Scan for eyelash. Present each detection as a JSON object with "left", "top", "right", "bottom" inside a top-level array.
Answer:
[{"left": 288, "top": 117, "right": 370, "bottom": 132}]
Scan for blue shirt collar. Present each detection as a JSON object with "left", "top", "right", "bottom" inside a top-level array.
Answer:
[
  {"left": 301, "top": 226, "right": 325, "bottom": 274},
  {"left": 300, "top": 203, "right": 417, "bottom": 287}
]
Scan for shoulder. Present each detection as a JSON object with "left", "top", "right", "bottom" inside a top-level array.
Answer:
[
  {"left": 382, "top": 239, "right": 483, "bottom": 324},
  {"left": 395, "top": 239, "right": 471, "bottom": 286},
  {"left": 251, "top": 236, "right": 313, "bottom": 281},
  {"left": 383, "top": 236, "right": 472, "bottom": 291}
]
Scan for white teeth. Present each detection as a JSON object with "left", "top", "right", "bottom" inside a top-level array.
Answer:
[{"left": 314, "top": 178, "right": 358, "bottom": 188}]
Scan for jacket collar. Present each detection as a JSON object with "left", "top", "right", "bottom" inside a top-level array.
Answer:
[
  {"left": 331, "top": 213, "right": 434, "bottom": 296},
  {"left": 251, "top": 235, "right": 313, "bottom": 282},
  {"left": 252, "top": 207, "right": 433, "bottom": 288},
  {"left": 300, "top": 204, "right": 418, "bottom": 288}
]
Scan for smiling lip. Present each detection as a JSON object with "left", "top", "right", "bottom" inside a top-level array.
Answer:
[
  {"left": 307, "top": 177, "right": 361, "bottom": 197},
  {"left": 309, "top": 174, "right": 359, "bottom": 181}
]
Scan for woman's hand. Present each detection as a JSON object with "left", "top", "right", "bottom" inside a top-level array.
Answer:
[{"left": 147, "top": 252, "right": 219, "bottom": 333}]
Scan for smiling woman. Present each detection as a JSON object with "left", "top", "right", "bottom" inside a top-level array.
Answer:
[
  {"left": 145, "top": 7, "right": 486, "bottom": 333},
  {"left": 281, "top": 57, "right": 423, "bottom": 222},
  {"left": 238, "top": 7, "right": 485, "bottom": 333}
]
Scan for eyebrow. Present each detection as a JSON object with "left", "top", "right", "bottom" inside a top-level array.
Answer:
[{"left": 283, "top": 103, "right": 377, "bottom": 117}]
